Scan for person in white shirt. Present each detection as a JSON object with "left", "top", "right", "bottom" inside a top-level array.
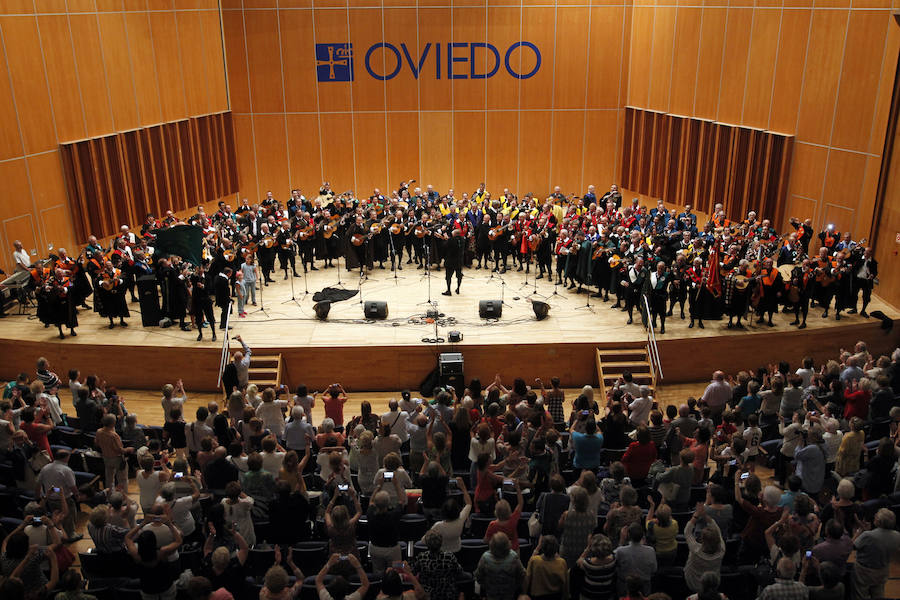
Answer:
[
  {"left": 185, "top": 407, "right": 214, "bottom": 456},
  {"left": 260, "top": 436, "right": 286, "bottom": 476},
  {"left": 233, "top": 336, "right": 252, "bottom": 389},
  {"left": 256, "top": 388, "right": 288, "bottom": 439},
  {"left": 67, "top": 369, "right": 82, "bottom": 410},
  {"left": 381, "top": 399, "right": 410, "bottom": 443},
  {"left": 161, "top": 380, "right": 187, "bottom": 423},
  {"left": 627, "top": 386, "right": 653, "bottom": 426},
  {"left": 398, "top": 390, "right": 422, "bottom": 414},
  {"left": 742, "top": 413, "right": 763, "bottom": 464},
  {"left": 12, "top": 240, "right": 30, "bottom": 272},
  {"left": 795, "top": 357, "right": 816, "bottom": 389}
]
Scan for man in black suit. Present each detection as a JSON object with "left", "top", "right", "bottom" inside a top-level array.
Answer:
[
  {"left": 215, "top": 267, "right": 232, "bottom": 330},
  {"left": 850, "top": 246, "right": 878, "bottom": 318}
]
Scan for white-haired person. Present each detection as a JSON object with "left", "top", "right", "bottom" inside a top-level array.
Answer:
[
  {"left": 852, "top": 507, "right": 900, "bottom": 600},
  {"left": 734, "top": 473, "right": 784, "bottom": 563}
]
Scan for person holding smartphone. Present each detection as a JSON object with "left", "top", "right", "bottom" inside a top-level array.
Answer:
[{"left": 316, "top": 553, "right": 370, "bottom": 600}]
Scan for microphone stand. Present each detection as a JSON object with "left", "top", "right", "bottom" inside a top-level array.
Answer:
[
  {"left": 251, "top": 264, "right": 269, "bottom": 317},
  {"left": 417, "top": 244, "right": 435, "bottom": 308},
  {"left": 358, "top": 237, "right": 369, "bottom": 305},
  {"left": 388, "top": 229, "right": 405, "bottom": 285},
  {"left": 281, "top": 248, "right": 301, "bottom": 308}
]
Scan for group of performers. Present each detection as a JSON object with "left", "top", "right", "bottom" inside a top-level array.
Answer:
[{"left": 13, "top": 180, "right": 879, "bottom": 338}]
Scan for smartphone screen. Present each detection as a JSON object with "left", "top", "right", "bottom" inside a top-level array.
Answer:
[
  {"left": 338, "top": 483, "right": 349, "bottom": 491},
  {"left": 740, "top": 472, "right": 750, "bottom": 480},
  {"left": 384, "top": 471, "right": 394, "bottom": 481}
]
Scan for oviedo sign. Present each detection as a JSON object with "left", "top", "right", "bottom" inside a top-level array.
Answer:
[{"left": 315, "top": 42, "right": 542, "bottom": 82}]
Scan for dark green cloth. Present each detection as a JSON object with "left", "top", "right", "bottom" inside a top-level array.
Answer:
[{"left": 151, "top": 225, "right": 204, "bottom": 266}]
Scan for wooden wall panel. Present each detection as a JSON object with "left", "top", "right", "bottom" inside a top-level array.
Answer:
[
  {"left": 452, "top": 111, "right": 486, "bottom": 191},
  {"left": 244, "top": 10, "right": 284, "bottom": 115},
  {"left": 98, "top": 13, "right": 139, "bottom": 132},
  {"left": 385, "top": 112, "right": 418, "bottom": 191},
  {"left": 313, "top": 9, "right": 352, "bottom": 113},
  {"left": 486, "top": 7, "right": 521, "bottom": 111},
  {"left": 381, "top": 11, "right": 417, "bottom": 113},
  {"left": 60, "top": 113, "right": 238, "bottom": 241},
  {"left": 353, "top": 113, "right": 388, "bottom": 194},
  {"left": 232, "top": 114, "right": 258, "bottom": 203},
  {"left": 149, "top": 11, "right": 188, "bottom": 122},
  {"left": 1, "top": 16, "right": 56, "bottom": 154},
  {"left": 70, "top": 15, "right": 114, "bottom": 136},
  {"left": 176, "top": 11, "right": 207, "bottom": 117},
  {"left": 319, "top": 113, "right": 356, "bottom": 193},
  {"left": 0, "top": 0, "right": 227, "bottom": 276},
  {"left": 253, "top": 114, "right": 290, "bottom": 202},
  {"left": 485, "top": 111, "right": 519, "bottom": 193},
  {"left": 36, "top": 16, "right": 85, "bottom": 143},
  {"left": 627, "top": 7, "right": 653, "bottom": 108},
  {"left": 418, "top": 111, "right": 452, "bottom": 193},
  {"left": 621, "top": 107, "right": 793, "bottom": 224},
  {"left": 554, "top": 7, "right": 590, "bottom": 110},
  {"left": 769, "top": 9, "right": 811, "bottom": 134},
  {"left": 550, "top": 111, "right": 585, "bottom": 191},
  {"left": 716, "top": 8, "right": 752, "bottom": 126},
  {"left": 668, "top": 8, "right": 701, "bottom": 117},
  {"left": 795, "top": 10, "right": 848, "bottom": 146},
  {"left": 124, "top": 12, "right": 163, "bottom": 126},
  {"left": 520, "top": 7, "right": 555, "bottom": 110},
  {"left": 280, "top": 11, "right": 318, "bottom": 114},
  {"left": 286, "top": 114, "right": 323, "bottom": 192},
  {"left": 222, "top": 9, "right": 251, "bottom": 114},
  {"left": 0, "top": 159, "right": 33, "bottom": 218},
  {"left": 583, "top": 110, "right": 620, "bottom": 192},
  {"left": 693, "top": 8, "right": 726, "bottom": 121},
  {"left": 452, "top": 7, "right": 487, "bottom": 111},
  {"left": 647, "top": 7, "right": 675, "bottom": 112},
  {"left": 832, "top": 11, "right": 889, "bottom": 153},
  {"left": 518, "top": 110, "right": 552, "bottom": 195},
  {"left": 741, "top": 9, "right": 780, "bottom": 130},
  {"left": 349, "top": 9, "right": 386, "bottom": 113}
]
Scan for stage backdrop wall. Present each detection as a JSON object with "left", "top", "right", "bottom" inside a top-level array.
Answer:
[
  {"left": 0, "top": 1, "right": 228, "bottom": 276},
  {"left": 221, "top": 0, "right": 631, "bottom": 203},
  {"left": 625, "top": 3, "right": 900, "bottom": 249}
]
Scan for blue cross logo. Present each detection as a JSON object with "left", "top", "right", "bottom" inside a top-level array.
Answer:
[{"left": 316, "top": 44, "right": 353, "bottom": 82}]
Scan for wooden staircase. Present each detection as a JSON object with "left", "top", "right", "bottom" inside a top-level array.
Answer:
[
  {"left": 247, "top": 353, "right": 284, "bottom": 390},
  {"left": 595, "top": 346, "right": 657, "bottom": 401}
]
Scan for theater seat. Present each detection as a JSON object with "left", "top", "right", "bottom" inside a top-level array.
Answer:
[{"left": 457, "top": 539, "right": 488, "bottom": 572}]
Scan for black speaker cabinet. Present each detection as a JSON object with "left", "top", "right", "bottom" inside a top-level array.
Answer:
[
  {"left": 439, "top": 352, "right": 464, "bottom": 375},
  {"left": 364, "top": 300, "right": 388, "bottom": 320},
  {"left": 478, "top": 299, "right": 502, "bottom": 319},
  {"left": 136, "top": 275, "right": 161, "bottom": 327}
]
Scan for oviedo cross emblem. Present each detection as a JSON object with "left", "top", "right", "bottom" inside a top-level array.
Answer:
[{"left": 316, "top": 43, "right": 354, "bottom": 82}]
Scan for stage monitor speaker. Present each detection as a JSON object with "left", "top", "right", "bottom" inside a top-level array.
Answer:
[
  {"left": 136, "top": 275, "right": 161, "bottom": 327},
  {"left": 364, "top": 300, "right": 388, "bottom": 320},
  {"left": 479, "top": 299, "right": 502, "bottom": 319},
  {"left": 314, "top": 301, "right": 331, "bottom": 321},
  {"left": 440, "top": 373, "right": 465, "bottom": 397},
  {"left": 532, "top": 300, "right": 550, "bottom": 320},
  {"left": 439, "top": 352, "right": 464, "bottom": 375}
]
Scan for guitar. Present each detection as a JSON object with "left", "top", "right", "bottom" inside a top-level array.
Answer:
[
  {"left": 488, "top": 222, "right": 513, "bottom": 241},
  {"left": 351, "top": 232, "right": 373, "bottom": 246},
  {"left": 297, "top": 226, "right": 316, "bottom": 241}
]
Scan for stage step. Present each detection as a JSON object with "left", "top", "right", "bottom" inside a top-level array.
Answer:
[
  {"left": 251, "top": 355, "right": 281, "bottom": 363},
  {"left": 600, "top": 360, "right": 651, "bottom": 370},
  {"left": 242, "top": 353, "right": 285, "bottom": 395},
  {"left": 595, "top": 346, "right": 659, "bottom": 404}
]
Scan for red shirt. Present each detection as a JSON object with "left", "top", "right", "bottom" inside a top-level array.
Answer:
[
  {"left": 323, "top": 395, "right": 347, "bottom": 426},
  {"left": 22, "top": 422, "right": 52, "bottom": 458},
  {"left": 621, "top": 441, "right": 657, "bottom": 480},
  {"left": 484, "top": 508, "right": 522, "bottom": 549},
  {"left": 843, "top": 389, "right": 871, "bottom": 420}
]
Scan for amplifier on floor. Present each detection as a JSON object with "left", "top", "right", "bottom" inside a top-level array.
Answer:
[
  {"left": 439, "top": 352, "right": 465, "bottom": 396},
  {"left": 364, "top": 300, "right": 388, "bottom": 320},
  {"left": 479, "top": 299, "right": 502, "bottom": 319}
]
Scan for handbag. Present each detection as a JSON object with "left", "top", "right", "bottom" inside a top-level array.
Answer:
[
  {"left": 528, "top": 512, "right": 542, "bottom": 538},
  {"left": 29, "top": 449, "right": 52, "bottom": 474}
]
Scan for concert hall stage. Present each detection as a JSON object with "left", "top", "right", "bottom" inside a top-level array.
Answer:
[{"left": 1, "top": 268, "right": 898, "bottom": 393}]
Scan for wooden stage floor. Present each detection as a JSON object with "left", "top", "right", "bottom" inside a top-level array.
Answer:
[{"left": 1, "top": 266, "right": 898, "bottom": 392}]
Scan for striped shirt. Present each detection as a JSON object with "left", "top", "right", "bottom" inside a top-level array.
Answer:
[{"left": 580, "top": 556, "right": 616, "bottom": 600}]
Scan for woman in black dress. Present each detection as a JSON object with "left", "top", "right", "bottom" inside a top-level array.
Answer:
[{"left": 96, "top": 261, "right": 129, "bottom": 329}]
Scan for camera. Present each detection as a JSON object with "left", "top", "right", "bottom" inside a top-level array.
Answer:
[
  {"left": 383, "top": 471, "right": 394, "bottom": 481},
  {"left": 174, "top": 472, "right": 184, "bottom": 479},
  {"left": 32, "top": 517, "right": 42, "bottom": 525}
]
